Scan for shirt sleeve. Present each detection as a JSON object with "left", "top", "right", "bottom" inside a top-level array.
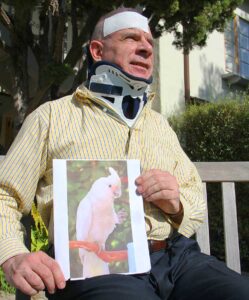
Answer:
[
  {"left": 0, "top": 107, "right": 49, "bottom": 265},
  {"left": 167, "top": 123, "right": 206, "bottom": 237}
]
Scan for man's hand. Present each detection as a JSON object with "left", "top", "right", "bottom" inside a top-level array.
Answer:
[
  {"left": 135, "top": 169, "right": 183, "bottom": 221},
  {"left": 1, "top": 252, "right": 66, "bottom": 296}
]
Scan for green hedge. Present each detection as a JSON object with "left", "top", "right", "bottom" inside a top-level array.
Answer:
[
  {"left": 169, "top": 98, "right": 249, "bottom": 273},
  {"left": 170, "top": 99, "right": 249, "bottom": 161}
]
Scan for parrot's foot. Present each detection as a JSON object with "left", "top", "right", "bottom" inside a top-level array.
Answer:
[{"left": 117, "top": 208, "right": 127, "bottom": 224}]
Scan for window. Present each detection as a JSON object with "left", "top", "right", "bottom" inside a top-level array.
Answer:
[
  {"left": 238, "top": 18, "right": 249, "bottom": 78},
  {"left": 225, "top": 19, "right": 236, "bottom": 73},
  {"left": 224, "top": 16, "right": 249, "bottom": 80}
]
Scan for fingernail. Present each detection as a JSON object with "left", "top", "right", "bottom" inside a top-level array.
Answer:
[
  {"left": 135, "top": 177, "right": 141, "bottom": 184},
  {"left": 137, "top": 186, "right": 143, "bottom": 192},
  {"left": 58, "top": 281, "right": 66, "bottom": 289},
  {"left": 136, "top": 187, "right": 143, "bottom": 195}
]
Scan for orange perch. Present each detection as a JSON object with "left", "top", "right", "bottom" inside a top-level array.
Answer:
[{"left": 69, "top": 240, "right": 128, "bottom": 263}]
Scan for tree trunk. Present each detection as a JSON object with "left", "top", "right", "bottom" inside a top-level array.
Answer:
[
  {"left": 182, "top": 22, "right": 191, "bottom": 104},
  {"left": 53, "top": 0, "right": 66, "bottom": 63},
  {"left": 183, "top": 50, "right": 190, "bottom": 103}
]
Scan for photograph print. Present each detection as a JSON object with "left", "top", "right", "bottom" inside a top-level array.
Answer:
[{"left": 53, "top": 159, "right": 150, "bottom": 280}]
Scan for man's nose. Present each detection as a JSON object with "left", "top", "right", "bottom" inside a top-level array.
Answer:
[{"left": 137, "top": 38, "right": 153, "bottom": 58}]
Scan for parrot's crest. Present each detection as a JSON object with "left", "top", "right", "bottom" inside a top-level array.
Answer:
[
  {"left": 108, "top": 167, "right": 121, "bottom": 198},
  {"left": 108, "top": 167, "right": 119, "bottom": 180}
]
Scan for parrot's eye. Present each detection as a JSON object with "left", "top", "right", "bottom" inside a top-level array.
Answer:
[{"left": 109, "top": 184, "right": 112, "bottom": 188}]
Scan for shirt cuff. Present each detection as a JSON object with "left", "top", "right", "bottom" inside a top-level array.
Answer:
[
  {"left": 175, "top": 198, "right": 192, "bottom": 237},
  {"left": 0, "top": 237, "right": 30, "bottom": 266}
]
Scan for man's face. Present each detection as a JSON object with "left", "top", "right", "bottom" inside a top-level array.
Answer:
[{"left": 91, "top": 28, "right": 154, "bottom": 80}]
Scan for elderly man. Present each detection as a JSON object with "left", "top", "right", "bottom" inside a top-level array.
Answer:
[{"left": 0, "top": 7, "right": 248, "bottom": 300}]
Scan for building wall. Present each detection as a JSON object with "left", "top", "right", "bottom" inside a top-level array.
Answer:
[
  {"left": 158, "top": 3, "right": 249, "bottom": 118},
  {"left": 158, "top": 33, "right": 185, "bottom": 117},
  {"left": 190, "top": 31, "right": 227, "bottom": 102},
  {"left": 158, "top": 30, "right": 229, "bottom": 118}
]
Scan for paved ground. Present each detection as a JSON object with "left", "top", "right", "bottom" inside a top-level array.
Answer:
[
  {"left": 0, "top": 291, "right": 47, "bottom": 300},
  {"left": 0, "top": 291, "right": 15, "bottom": 300}
]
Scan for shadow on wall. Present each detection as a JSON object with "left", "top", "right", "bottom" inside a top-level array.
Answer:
[
  {"left": 198, "top": 54, "right": 246, "bottom": 102},
  {"left": 198, "top": 54, "right": 227, "bottom": 101}
]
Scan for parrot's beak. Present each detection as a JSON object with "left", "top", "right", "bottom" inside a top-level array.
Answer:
[{"left": 112, "top": 185, "right": 121, "bottom": 198}]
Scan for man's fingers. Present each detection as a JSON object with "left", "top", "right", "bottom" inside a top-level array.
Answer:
[
  {"left": 136, "top": 170, "right": 175, "bottom": 187},
  {"left": 136, "top": 170, "right": 178, "bottom": 197},
  {"left": 11, "top": 270, "right": 39, "bottom": 296},
  {"left": 32, "top": 263, "right": 56, "bottom": 294},
  {"left": 40, "top": 254, "right": 66, "bottom": 290},
  {"left": 143, "top": 189, "right": 179, "bottom": 202},
  {"left": 2, "top": 251, "right": 66, "bottom": 296},
  {"left": 23, "top": 251, "right": 57, "bottom": 293},
  {"left": 135, "top": 169, "right": 182, "bottom": 215},
  {"left": 24, "top": 269, "right": 45, "bottom": 291},
  {"left": 140, "top": 180, "right": 175, "bottom": 198}
]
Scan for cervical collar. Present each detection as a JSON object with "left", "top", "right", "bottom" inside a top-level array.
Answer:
[{"left": 88, "top": 61, "right": 152, "bottom": 127}]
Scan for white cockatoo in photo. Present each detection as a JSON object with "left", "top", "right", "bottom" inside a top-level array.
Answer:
[{"left": 76, "top": 167, "right": 124, "bottom": 278}]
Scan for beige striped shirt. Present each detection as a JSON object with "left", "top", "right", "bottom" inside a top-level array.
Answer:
[{"left": 0, "top": 86, "right": 205, "bottom": 265}]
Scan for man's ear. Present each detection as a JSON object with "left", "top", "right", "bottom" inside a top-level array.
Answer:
[{"left": 89, "top": 40, "right": 103, "bottom": 61}]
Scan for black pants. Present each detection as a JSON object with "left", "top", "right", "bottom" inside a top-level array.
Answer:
[{"left": 47, "top": 234, "right": 249, "bottom": 300}]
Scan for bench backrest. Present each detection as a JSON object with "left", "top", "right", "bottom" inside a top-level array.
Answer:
[{"left": 194, "top": 162, "right": 249, "bottom": 274}]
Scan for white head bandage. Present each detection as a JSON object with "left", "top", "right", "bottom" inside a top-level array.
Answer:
[{"left": 103, "top": 11, "right": 149, "bottom": 37}]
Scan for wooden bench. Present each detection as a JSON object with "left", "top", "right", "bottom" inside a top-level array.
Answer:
[
  {"left": 195, "top": 161, "right": 249, "bottom": 274},
  {"left": 0, "top": 160, "right": 247, "bottom": 299}
]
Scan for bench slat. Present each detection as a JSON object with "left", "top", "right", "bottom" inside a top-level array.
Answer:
[
  {"left": 196, "top": 183, "right": 210, "bottom": 255},
  {"left": 222, "top": 182, "right": 241, "bottom": 273},
  {"left": 194, "top": 162, "right": 249, "bottom": 182}
]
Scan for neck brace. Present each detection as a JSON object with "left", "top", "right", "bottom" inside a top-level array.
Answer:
[{"left": 88, "top": 61, "right": 152, "bottom": 127}]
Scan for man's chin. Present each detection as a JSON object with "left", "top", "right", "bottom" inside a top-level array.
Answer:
[{"left": 127, "top": 66, "right": 152, "bottom": 80}]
